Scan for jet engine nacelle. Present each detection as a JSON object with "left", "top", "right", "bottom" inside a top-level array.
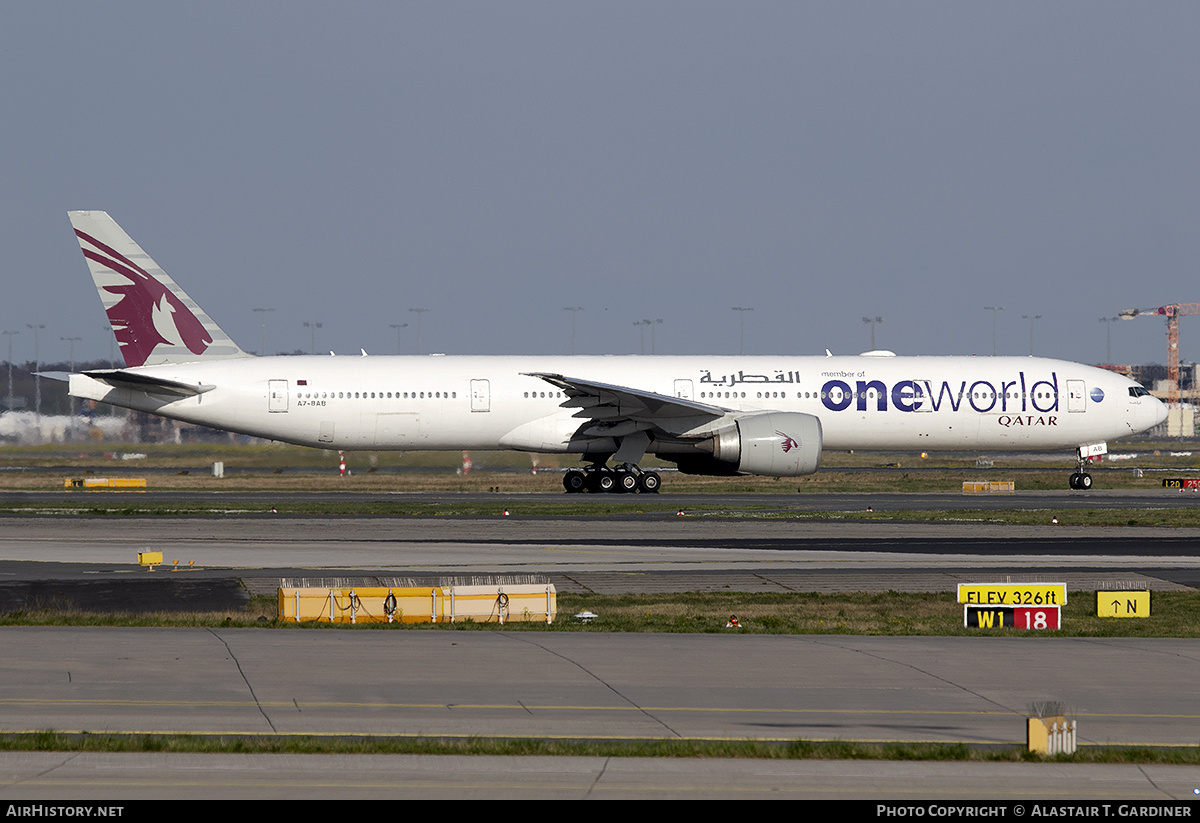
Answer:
[{"left": 672, "top": 411, "right": 822, "bottom": 477}]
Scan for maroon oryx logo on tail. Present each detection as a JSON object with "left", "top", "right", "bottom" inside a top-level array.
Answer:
[
  {"left": 776, "top": 431, "right": 799, "bottom": 452},
  {"left": 76, "top": 229, "right": 212, "bottom": 367}
]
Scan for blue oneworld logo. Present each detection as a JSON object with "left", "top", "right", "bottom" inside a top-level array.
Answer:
[{"left": 819, "top": 371, "right": 1060, "bottom": 414}]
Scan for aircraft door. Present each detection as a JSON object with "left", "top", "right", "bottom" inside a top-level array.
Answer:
[
  {"left": 913, "top": 379, "right": 932, "bottom": 412},
  {"left": 470, "top": 379, "right": 490, "bottom": 412},
  {"left": 674, "top": 379, "right": 693, "bottom": 400},
  {"left": 1066, "top": 380, "right": 1086, "bottom": 413},
  {"left": 268, "top": 380, "right": 288, "bottom": 413}
]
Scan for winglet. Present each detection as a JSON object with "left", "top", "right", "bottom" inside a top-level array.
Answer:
[{"left": 68, "top": 211, "right": 249, "bottom": 367}]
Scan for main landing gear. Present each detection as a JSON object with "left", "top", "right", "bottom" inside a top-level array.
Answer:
[{"left": 563, "top": 464, "right": 661, "bottom": 494}]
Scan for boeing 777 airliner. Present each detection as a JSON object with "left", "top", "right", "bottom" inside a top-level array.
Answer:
[{"left": 64, "top": 211, "right": 1167, "bottom": 492}]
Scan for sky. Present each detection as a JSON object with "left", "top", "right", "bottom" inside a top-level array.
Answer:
[{"left": 2, "top": 2, "right": 1198, "bottom": 367}]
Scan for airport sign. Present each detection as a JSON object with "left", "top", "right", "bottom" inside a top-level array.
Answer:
[
  {"left": 1096, "top": 590, "right": 1150, "bottom": 618},
  {"left": 964, "top": 605, "right": 1061, "bottom": 630},
  {"left": 957, "top": 582, "right": 1066, "bottom": 606}
]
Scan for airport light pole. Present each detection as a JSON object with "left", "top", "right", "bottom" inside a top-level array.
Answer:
[
  {"left": 732, "top": 307, "right": 753, "bottom": 355},
  {"left": 252, "top": 308, "right": 273, "bottom": 356},
  {"left": 61, "top": 337, "right": 81, "bottom": 415},
  {"left": 649, "top": 318, "right": 662, "bottom": 354},
  {"left": 984, "top": 306, "right": 1005, "bottom": 356},
  {"left": 564, "top": 307, "right": 584, "bottom": 355},
  {"left": 862, "top": 316, "right": 883, "bottom": 350},
  {"left": 409, "top": 308, "right": 429, "bottom": 355},
  {"left": 390, "top": 323, "right": 408, "bottom": 355},
  {"left": 634, "top": 320, "right": 650, "bottom": 355},
  {"left": 1022, "top": 315, "right": 1041, "bottom": 356},
  {"left": 1099, "top": 316, "right": 1118, "bottom": 363},
  {"left": 303, "top": 321, "right": 322, "bottom": 355},
  {"left": 2, "top": 330, "right": 16, "bottom": 411},
  {"left": 60, "top": 337, "right": 81, "bottom": 372},
  {"left": 26, "top": 324, "right": 44, "bottom": 416}
]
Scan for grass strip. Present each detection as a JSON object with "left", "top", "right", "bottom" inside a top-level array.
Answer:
[
  {"left": 6, "top": 499, "right": 1200, "bottom": 526},
  {"left": 4, "top": 592, "right": 1199, "bottom": 638},
  {"left": 0, "top": 732, "right": 1196, "bottom": 763}
]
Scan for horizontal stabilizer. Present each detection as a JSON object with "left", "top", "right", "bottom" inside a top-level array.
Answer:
[{"left": 81, "top": 369, "right": 215, "bottom": 397}]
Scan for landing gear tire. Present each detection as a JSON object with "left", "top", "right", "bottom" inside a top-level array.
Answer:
[
  {"left": 592, "top": 470, "right": 616, "bottom": 494},
  {"left": 1069, "top": 472, "right": 1093, "bottom": 490},
  {"left": 569, "top": 464, "right": 661, "bottom": 494},
  {"left": 563, "top": 470, "right": 586, "bottom": 494}
]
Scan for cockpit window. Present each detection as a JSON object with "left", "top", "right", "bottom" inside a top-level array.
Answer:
[{"left": 1128, "top": 386, "right": 1150, "bottom": 397}]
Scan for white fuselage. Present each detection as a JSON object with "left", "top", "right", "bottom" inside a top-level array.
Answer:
[{"left": 69, "top": 353, "right": 1167, "bottom": 457}]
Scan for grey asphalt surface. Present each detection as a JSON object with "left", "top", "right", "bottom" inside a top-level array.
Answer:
[
  {"left": 3, "top": 630, "right": 1195, "bottom": 745},
  {"left": 1, "top": 754, "right": 1196, "bottom": 800},
  {"left": 0, "top": 506, "right": 1199, "bottom": 611},
  {"left": 0, "top": 629, "right": 1198, "bottom": 799}
]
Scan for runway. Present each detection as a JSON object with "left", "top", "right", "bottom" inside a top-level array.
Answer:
[
  {"left": 0, "top": 495, "right": 1197, "bottom": 799},
  {"left": 3, "top": 754, "right": 1197, "bottom": 800},
  {"left": 0, "top": 509, "right": 1198, "bottom": 604},
  {"left": 0, "top": 628, "right": 1198, "bottom": 798},
  {"left": 4, "top": 629, "right": 1197, "bottom": 745}
]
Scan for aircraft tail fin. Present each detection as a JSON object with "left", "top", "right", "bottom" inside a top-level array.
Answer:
[{"left": 68, "top": 211, "right": 249, "bottom": 367}]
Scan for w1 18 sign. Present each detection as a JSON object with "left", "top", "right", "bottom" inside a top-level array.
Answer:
[{"left": 963, "top": 605, "right": 1060, "bottom": 630}]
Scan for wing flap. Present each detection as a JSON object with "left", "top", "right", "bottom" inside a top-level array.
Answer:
[{"left": 525, "top": 372, "right": 726, "bottom": 437}]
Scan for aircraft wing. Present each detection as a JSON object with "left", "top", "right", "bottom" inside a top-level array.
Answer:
[
  {"left": 81, "top": 369, "right": 215, "bottom": 398},
  {"left": 524, "top": 372, "right": 726, "bottom": 437}
]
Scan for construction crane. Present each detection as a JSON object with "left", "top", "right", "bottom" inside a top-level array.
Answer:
[{"left": 1118, "top": 303, "right": 1200, "bottom": 406}]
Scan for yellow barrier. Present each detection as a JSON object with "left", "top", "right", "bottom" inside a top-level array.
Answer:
[
  {"left": 962, "top": 480, "right": 1014, "bottom": 493},
  {"left": 138, "top": 551, "right": 163, "bottom": 567},
  {"left": 64, "top": 477, "right": 147, "bottom": 490},
  {"left": 444, "top": 585, "right": 557, "bottom": 623},
  {"left": 278, "top": 584, "right": 557, "bottom": 624}
]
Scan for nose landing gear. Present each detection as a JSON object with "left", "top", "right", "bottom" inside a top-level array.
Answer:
[{"left": 1069, "top": 444, "right": 1106, "bottom": 490}]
